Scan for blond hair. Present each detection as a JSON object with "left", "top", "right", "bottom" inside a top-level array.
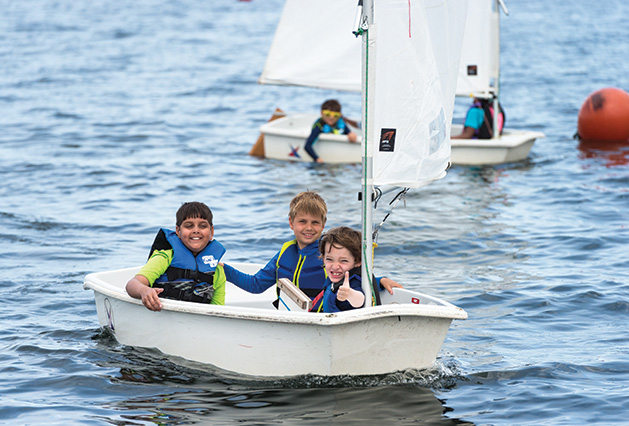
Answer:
[{"left": 289, "top": 191, "right": 327, "bottom": 223}]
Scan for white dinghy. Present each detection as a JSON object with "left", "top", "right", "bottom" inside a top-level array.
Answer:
[
  {"left": 253, "top": 0, "right": 543, "bottom": 166},
  {"left": 84, "top": 264, "right": 466, "bottom": 377},
  {"left": 85, "top": 0, "right": 469, "bottom": 377}
]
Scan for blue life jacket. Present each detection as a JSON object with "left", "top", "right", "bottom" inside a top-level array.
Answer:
[
  {"left": 150, "top": 228, "right": 225, "bottom": 285},
  {"left": 321, "top": 266, "right": 364, "bottom": 313},
  {"left": 276, "top": 240, "right": 327, "bottom": 300}
]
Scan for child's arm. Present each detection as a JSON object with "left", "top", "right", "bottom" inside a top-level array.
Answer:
[
  {"left": 126, "top": 274, "right": 164, "bottom": 311},
  {"left": 341, "top": 119, "right": 358, "bottom": 143},
  {"left": 210, "top": 264, "right": 226, "bottom": 305},
  {"left": 222, "top": 253, "right": 280, "bottom": 294},
  {"left": 125, "top": 249, "right": 172, "bottom": 311},
  {"left": 377, "top": 276, "right": 403, "bottom": 294},
  {"left": 304, "top": 126, "right": 324, "bottom": 162}
]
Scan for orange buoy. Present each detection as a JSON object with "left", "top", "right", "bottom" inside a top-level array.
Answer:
[{"left": 577, "top": 87, "right": 629, "bottom": 142}]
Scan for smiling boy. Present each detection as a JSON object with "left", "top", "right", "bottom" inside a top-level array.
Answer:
[
  {"left": 222, "top": 191, "right": 401, "bottom": 312},
  {"left": 222, "top": 191, "right": 328, "bottom": 311},
  {"left": 125, "top": 202, "right": 226, "bottom": 311},
  {"left": 319, "top": 227, "right": 365, "bottom": 313}
]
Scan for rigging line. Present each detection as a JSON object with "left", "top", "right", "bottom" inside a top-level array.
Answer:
[
  {"left": 372, "top": 188, "right": 409, "bottom": 242},
  {"left": 373, "top": 186, "right": 383, "bottom": 209}
]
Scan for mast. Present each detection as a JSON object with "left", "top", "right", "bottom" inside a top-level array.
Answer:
[
  {"left": 493, "top": 0, "right": 509, "bottom": 140},
  {"left": 358, "top": 0, "right": 376, "bottom": 306},
  {"left": 492, "top": 0, "right": 500, "bottom": 140}
]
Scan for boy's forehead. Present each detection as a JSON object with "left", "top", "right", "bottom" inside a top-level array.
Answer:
[
  {"left": 181, "top": 217, "right": 210, "bottom": 224},
  {"left": 293, "top": 210, "right": 324, "bottom": 221}
]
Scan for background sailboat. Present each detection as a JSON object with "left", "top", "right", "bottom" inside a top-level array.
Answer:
[
  {"left": 253, "top": 0, "right": 543, "bottom": 165},
  {"left": 84, "top": 0, "right": 469, "bottom": 378},
  {"left": 251, "top": 0, "right": 362, "bottom": 163},
  {"left": 451, "top": 0, "right": 545, "bottom": 165}
]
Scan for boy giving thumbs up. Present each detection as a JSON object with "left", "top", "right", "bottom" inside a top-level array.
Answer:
[{"left": 319, "top": 227, "right": 366, "bottom": 313}]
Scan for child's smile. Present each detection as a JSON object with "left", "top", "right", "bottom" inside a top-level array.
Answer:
[
  {"left": 323, "top": 243, "right": 360, "bottom": 283},
  {"left": 289, "top": 211, "right": 325, "bottom": 249}
]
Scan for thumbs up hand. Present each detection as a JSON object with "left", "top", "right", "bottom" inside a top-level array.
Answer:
[
  {"left": 336, "top": 271, "right": 351, "bottom": 302},
  {"left": 336, "top": 271, "right": 365, "bottom": 308}
]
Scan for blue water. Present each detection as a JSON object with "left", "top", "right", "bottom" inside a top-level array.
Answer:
[{"left": 2, "top": 0, "right": 629, "bottom": 424}]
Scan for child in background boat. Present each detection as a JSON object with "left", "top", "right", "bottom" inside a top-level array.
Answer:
[
  {"left": 452, "top": 97, "right": 505, "bottom": 140},
  {"left": 125, "top": 201, "right": 227, "bottom": 311},
  {"left": 220, "top": 191, "right": 401, "bottom": 312},
  {"left": 304, "top": 99, "right": 358, "bottom": 163},
  {"left": 319, "top": 227, "right": 366, "bottom": 313}
]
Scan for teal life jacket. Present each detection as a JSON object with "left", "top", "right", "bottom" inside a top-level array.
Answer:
[{"left": 319, "top": 117, "right": 347, "bottom": 135}]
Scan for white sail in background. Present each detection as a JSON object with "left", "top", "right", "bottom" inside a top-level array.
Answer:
[
  {"left": 456, "top": 0, "right": 499, "bottom": 97},
  {"left": 258, "top": 0, "right": 361, "bottom": 92},
  {"left": 369, "top": 0, "right": 470, "bottom": 188}
]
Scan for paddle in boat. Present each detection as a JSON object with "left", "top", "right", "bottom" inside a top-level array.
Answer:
[
  {"left": 251, "top": 0, "right": 543, "bottom": 166},
  {"left": 84, "top": 0, "right": 469, "bottom": 378}
]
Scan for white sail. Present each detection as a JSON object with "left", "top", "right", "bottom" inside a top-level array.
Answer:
[
  {"left": 258, "top": 0, "right": 361, "bottom": 92},
  {"left": 369, "top": 0, "right": 470, "bottom": 188},
  {"left": 359, "top": 0, "right": 469, "bottom": 304},
  {"left": 456, "top": 0, "right": 500, "bottom": 98}
]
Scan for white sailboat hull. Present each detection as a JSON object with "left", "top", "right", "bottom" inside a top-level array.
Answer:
[
  {"left": 84, "top": 263, "right": 467, "bottom": 377},
  {"left": 450, "top": 124, "right": 545, "bottom": 165},
  {"left": 259, "top": 113, "right": 543, "bottom": 166},
  {"left": 259, "top": 113, "right": 362, "bottom": 164}
]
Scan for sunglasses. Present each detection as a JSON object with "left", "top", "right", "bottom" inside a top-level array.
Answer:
[{"left": 322, "top": 110, "right": 342, "bottom": 119}]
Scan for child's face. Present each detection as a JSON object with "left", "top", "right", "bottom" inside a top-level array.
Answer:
[
  {"left": 176, "top": 217, "right": 214, "bottom": 255},
  {"left": 322, "top": 242, "right": 360, "bottom": 283},
  {"left": 289, "top": 211, "right": 325, "bottom": 249},
  {"left": 321, "top": 109, "right": 341, "bottom": 126}
]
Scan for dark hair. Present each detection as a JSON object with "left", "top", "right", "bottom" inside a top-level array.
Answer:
[
  {"left": 319, "top": 226, "right": 361, "bottom": 263},
  {"left": 321, "top": 99, "right": 341, "bottom": 112},
  {"left": 176, "top": 202, "right": 213, "bottom": 227},
  {"left": 289, "top": 191, "right": 327, "bottom": 223}
]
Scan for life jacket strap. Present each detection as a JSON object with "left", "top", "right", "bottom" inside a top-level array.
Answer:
[{"left": 166, "top": 267, "right": 214, "bottom": 285}]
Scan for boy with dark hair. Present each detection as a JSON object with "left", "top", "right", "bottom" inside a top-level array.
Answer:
[{"left": 126, "top": 201, "right": 226, "bottom": 311}]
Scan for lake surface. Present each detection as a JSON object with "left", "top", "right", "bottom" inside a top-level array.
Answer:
[{"left": 1, "top": 0, "right": 628, "bottom": 424}]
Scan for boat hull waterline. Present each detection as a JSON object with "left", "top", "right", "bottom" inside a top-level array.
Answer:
[{"left": 84, "top": 264, "right": 467, "bottom": 377}]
